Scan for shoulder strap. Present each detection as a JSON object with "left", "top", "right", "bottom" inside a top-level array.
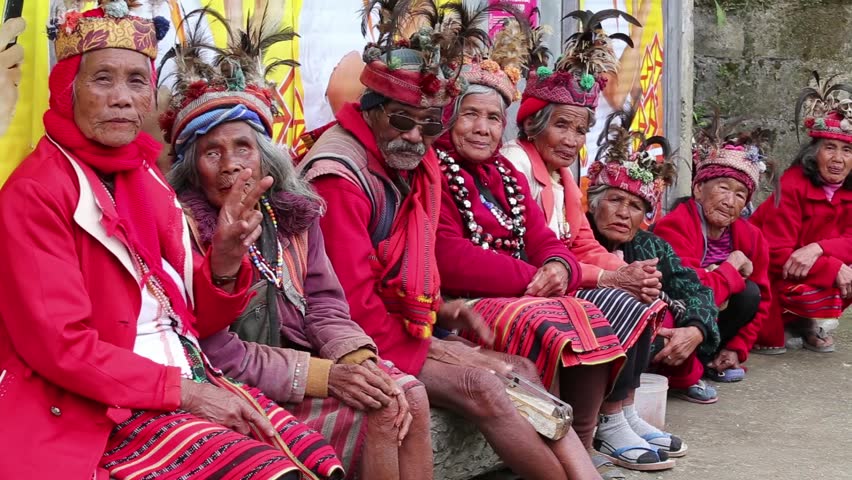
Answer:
[{"left": 301, "top": 154, "right": 398, "bottom": 247}]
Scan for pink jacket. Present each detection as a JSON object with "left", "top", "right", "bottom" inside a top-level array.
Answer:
[{"left": 502, "top": 140, "right": 624, "bottom": 288}]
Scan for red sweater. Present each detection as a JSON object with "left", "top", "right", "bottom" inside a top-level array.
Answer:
[
  {"left": 751, "top": 165, "right": 852, "bottom": 288},
  {"left": 655, "top": 199, "right": 770, "bottom": 362},
  {"left": 435, "top": 154, "right": 580, "bottom": 298}
]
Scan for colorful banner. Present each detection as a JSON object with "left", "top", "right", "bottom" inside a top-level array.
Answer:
[
  {"left": 578, "top": 0, "right": 665, "bottom": 222},
  {"left": 0, "top": 0, "right": 543, "bottom": 184}
]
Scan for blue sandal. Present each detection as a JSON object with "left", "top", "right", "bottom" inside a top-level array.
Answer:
[
  {"left": 594, "top": 440, "right": 676, "bottom": 472},
  {"left": 705, "top": 366, "right": 745, "bottom": 383},
  {"left": 641, "top": 431, "right": 688, "bottom": 458},
  {"left": 671, "top": 379, "right": 718, "bottom": 404}
]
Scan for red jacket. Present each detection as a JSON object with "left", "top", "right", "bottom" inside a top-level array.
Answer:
[
  {"left": 654, "top": 199, "right": 770, "bottom": 362},
  {"left": 435, "top": 155, "right": 580, "bottom": 298},
  {"left": 751, "top": 165, "right": 852, "bottom": 288},
  {"left": 0, "top": 138, "right": 252, "bottom": 480}
]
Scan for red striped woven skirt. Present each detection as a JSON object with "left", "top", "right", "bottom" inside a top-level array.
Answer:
[
  {"left": 463, "top": 296, "right": 626, "bottom": 389},
  {"left": 781, "top": 283, "right": 851, "bottom": 320},
  {"left": 286, "top": 366, "right": 421, "bottom": 479}
]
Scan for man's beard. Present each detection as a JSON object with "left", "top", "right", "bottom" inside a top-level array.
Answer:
[{"left": 381, "top": 138, "right": 427, "bottom": 171}]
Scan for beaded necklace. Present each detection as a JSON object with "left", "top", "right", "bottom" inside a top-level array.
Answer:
[
  {"left": 99, "top": 179, "right": 179, "bottom": 326},
  {"left": 247, "top": 196, "right": 285, "bottom": 288},
  {"left": 436, "top": 149, "right": 527, "bottom": 258}
]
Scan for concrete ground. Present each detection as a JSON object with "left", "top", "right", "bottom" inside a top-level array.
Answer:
[{"left": 480, "top": 312, "right": 852, "bottom": 480}]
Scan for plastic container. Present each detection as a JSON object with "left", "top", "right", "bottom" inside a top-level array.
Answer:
[{"left": 633, "top": 373, "right": 668, "bottom": 430}]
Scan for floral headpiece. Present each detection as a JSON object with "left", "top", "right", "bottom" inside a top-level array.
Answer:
[
  {"left": 588, "top": 108, "right": 675, "bottom": 209},
  {"left": 453, "top": 3, "right": 532, "bottom": 104},
  {"left": 358, "top": 0, "right": 469, "bottom": 108},
  {"left": 692, "top": 107, "right": 772, "bottom": 198},
  {"left": 517, "top": 8, "right": 638, "bottom": 121},
  {"left": 49, "top": 0, "right": 169, "bottom": 62},
  {"left": 158, "top": 7, "right": 297, "bottom": 157},
  {"left": 796, "top": 71, "right": 852, "bottom": 144}
]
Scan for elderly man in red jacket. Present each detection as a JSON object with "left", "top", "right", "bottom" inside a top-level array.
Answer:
[
  {"left": 300, "top": 4, "right": 604, "bottom": 479},
  {"left": 655, "top": 128, "right": 772, "bottom": 391},
  {"left": 0, "top": 4, "right": 344, "bottom": 479}
]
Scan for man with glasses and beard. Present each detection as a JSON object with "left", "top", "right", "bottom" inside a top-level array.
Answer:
[{"left": 299, "top": 4, "right": 601, "bottom": 478}]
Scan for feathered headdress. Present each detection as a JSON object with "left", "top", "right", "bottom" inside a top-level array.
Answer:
[
  {"left": 359, "top": 0, "right": 466, "bottom": 107},
  {"left": 518, "top": 8, "right": 638, "bottom": 122},
  {"left": 446, "top": 1, "right": 531, "bottom": 103},
  {"left": 158, "top": 6, "right": 297, "bottom": 160},
  {"left": 796, "top": 70, "right": 852, "bottom": 144},
  {"left": 588, "top": 107, "right": 674, "bottom": 209},
  {"left": 692, "top": 106, "right": 772, "bottom": 199},
  {"left": 48, "top": 0, "right": 170, "bottom": 61}
]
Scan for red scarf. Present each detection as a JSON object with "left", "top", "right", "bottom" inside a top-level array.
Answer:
[
  {"left": 44, "top": 56, "right": 197, "bottom": 333},
  {"left": 336, "top": 103, "right": 443, "bottom": 338}
]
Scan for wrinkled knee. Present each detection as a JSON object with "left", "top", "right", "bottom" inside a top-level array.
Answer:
[
  {"left": 457, "top": 368, "right": 514, "bottom": 419},
  {"left": 404, "top": 384, "right": 430, "bottom": 428}
]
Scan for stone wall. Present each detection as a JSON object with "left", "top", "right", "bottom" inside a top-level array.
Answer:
[{"left": 692, "top": 0, "right": 852, "bottom": 202}]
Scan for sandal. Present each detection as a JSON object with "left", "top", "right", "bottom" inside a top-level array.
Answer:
[
  {"left": 671, "top": 379, "right": 718, "bottom": 404},
  {"left": 803, "top": 333, "right": 835, "bottom": 353},
  {"left": 641, "top": 432, "right": 688, "bottom": 458},
  {"left": 589, "top": 449, "right": 627, "bottom": 480},
  {"left": 593, "top": 439, "right": 675, "bottom": 472},
  {"left": 790, "top": 318, "right": 836, "bottom": 353},
  {"left": 752, "top": 344, "right": 787, "bottom": 355},
  {"left": 704, "top": 366, "right": 745, "bottom": 383}
]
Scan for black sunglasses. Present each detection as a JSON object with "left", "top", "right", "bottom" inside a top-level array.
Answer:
[{"left": 381, "top": 105, "right": 444, "bottom": 137}]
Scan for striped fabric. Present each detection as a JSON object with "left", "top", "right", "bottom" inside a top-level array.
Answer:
[
  {"left": 463, "top": 296, "right": 626, "bottom": 389},
  {"left": 701, "top": 229, "right": 733, "bottom": 268},
  {"left": 100, "top": 338, "right": 344, "bottom": 480},
  {"left": 574, "top": 288, "right": 666, "bottom": 351},
  {"left": 286, "top": 367, "right": 421, "bottom": 479},
  {"left": 781, "top": 283, "right": 848, "bottom": 320},
  {"left": 101, "top": 381, "right": 344, "bottom": 480}
]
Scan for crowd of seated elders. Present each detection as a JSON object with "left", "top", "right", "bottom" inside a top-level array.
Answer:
[{"left": 0, "top": 2, "right": 850, "bottom": 480}]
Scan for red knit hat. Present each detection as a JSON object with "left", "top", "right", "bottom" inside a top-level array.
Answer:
[
  {"left": 797, "top": 71, "right": 852, "bottom": 144},
  {"left": 517, "top": 9, "right": 639, "bottom": 123},
  {"left": 587, "top": 108, "right": 674, "bottom": 209}
]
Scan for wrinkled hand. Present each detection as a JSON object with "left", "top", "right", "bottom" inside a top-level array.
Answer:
[
  {"left": 438, "top": 300, "right": 495, "bottom": 346},
  {"left": 601, "top": 259, "right": 662, "bottom": 303},
  {"left": 180, "top": 378, "right": 276, "bottom": 437},
  {"left": 708, "top": 349, "right": 740, "bottom": 372},
  {"left": 783, "top": 243, "right": 823, "bottom": 281},
  {"left": 725, "top": 250, "right": 753, "bottom": 278},
  {"left": 427, "top": 337, "right": 513, "bottom": 376},
  {"left": 328, "top": 361, "right": 397, "bottom": 411},
  {"left": 836, "top": 264, "right": 852, "bottom": 299},
  {"left": 653, "top": 326, "right": 703, "bottom": 366},
  {"left": 364, "top": 359, "right": 412, "bottom": 444},
  {"left": 0, "top": 18, "right": 25, "bottom": 137},
  {"left": 210, "top": 169, "right": 273, "bottom": 279},
  {"left": 525, "top": 261, "right": 570, "bottom": 297}
]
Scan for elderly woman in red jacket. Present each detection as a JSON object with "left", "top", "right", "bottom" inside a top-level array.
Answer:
[
  {"left": 0, "top": 4, "right": 342, "bottom": 479},
  {"left": 655, "top": 126, "right": 772, "bottom": 388},
  {"left": 750, "top": 77, "right": 852, "bottom": 352}
]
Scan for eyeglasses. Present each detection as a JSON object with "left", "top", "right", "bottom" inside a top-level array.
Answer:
[{"left": 381, "top": 105, "right": 444, "bottom": 137}]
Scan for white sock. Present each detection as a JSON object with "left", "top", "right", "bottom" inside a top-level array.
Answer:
[
  {"left": 595, "top": 411, "right": 658, "bottom": 463},
  {"left": 624, "top": 404, "right": 679, "bottom": 451}
]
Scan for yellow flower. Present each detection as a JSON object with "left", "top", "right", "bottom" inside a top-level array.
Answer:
[
  {"left": 505, "top": 66, "right": 521, "bottom": 84},
  {"left": 481, "top": 59, "right": 500, "bottom": 73}
]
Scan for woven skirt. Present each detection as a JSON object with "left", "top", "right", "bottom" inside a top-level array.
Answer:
[
  {"left": 781, "top": 282, "right": 851, "bottom": 320},
  {"left": 101, "top": 339, "right": 344, "bottom": 480},
  {"left": 574, "top": 288, "right": 666, "bottom": 351},
  {"left": 286, "top": 366, "right": 421, "bottom": 480},
  {"left": 463, "top": 296, "right": 626, "bottom": 389}
]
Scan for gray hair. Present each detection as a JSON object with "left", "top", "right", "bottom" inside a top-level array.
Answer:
[
  {"left": 168, "top": 126, "right": 320, "bottom": 202},
  {"left": 517, "top": 104, "right": 595, "bottom": 141},
  {"left": 447, "top": 84, "right": 508, "bottom": 129},
  {"left": 793, "top": 138, "right": 852, "bottom": 190}
]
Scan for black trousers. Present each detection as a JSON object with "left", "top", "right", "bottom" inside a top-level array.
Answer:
[
  {"left": 608, "top": 325, "right": 654, "bottom": 402},
  {"left": 704, "top": 279, "right": 761, "bottom": 361}
]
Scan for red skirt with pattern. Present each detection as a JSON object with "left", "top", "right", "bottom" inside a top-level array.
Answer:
[
  {"left": 463, "top": 296, "right": 626, "bottom": 389},
  {"left": 781, "top": 283, "right": 851, "bottom": 320}
]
